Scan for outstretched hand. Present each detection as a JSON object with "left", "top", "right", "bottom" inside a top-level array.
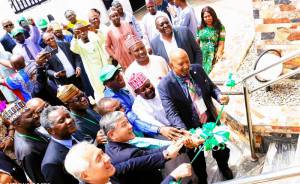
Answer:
[
  {"left": 219, "top": 95, "right": 229, "bottom": 105},
  {"left": 170, "top": 163, "right": 192, "bottom": 181},
  {"left": 159, "top": 126, "right": 183, "bottom": 141}
]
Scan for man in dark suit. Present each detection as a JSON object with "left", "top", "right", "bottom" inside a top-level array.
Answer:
[
  {"left": 57, "top": 84, "right": 101, "bottom": 142},
  {"left": 0, "top": 19, "right": 16, "bottom": 53},
  {"left": 40, "top": 105, "right": 79, "bottom": 184},
  {"left": 150, "top": 16, "right": 202, "bottom": 65},
  {"left": 43, "top": 32, "right": 94, "bottom": 97},
  {"left": 101, "top": 111, "right": 188, "bottom": 184},
  {"left": 158, "top": 48, "right": 233, "bottom": 183},
  {"left": 7, "top": 100, "right": 49, "bottom": 183},
  {"left": 43, "top": 33, "right": 82, "bottom": 87}
]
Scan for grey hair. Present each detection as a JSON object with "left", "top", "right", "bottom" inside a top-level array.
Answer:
[
  {"left": 107, "top": 7, "right": 118, "bottom": 17},
  {"left": 40, "top": 105, "right": 69, "bottom": 130},
  {"left": 64, "top": 10, "right": 76, "bottom": 17},
  {"left": 111, "top": 0, "right": 121, "bottom": 7},
  {"left": 100, "top": 111, "right": 125, "bottom": 135},
  {"left": 64, "top": 142, "right": 93, "bottom": 181},
  {"left": 96, "top": 97, "right": 119, "bottom": 116}
]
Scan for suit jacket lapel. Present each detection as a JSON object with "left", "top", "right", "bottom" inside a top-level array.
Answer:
[
  {"left": 174, "top": 29, "right": 183, "bottom": 49},
  {"left": 157, "top": 38, "right": 168, "bottom": 61},
  {"left": 190, "top": 67, "right": 207, "bottom": 99},
  {"left": 52, "top": 140, "right": 69, "bottom": 159},
  {"left": 170, "top": 71, "right": 190, "bottom": 102},
  {"left": 46, "top": 46, "right": 60, "bottom": 69}
]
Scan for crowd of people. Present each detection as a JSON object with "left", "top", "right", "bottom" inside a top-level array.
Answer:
[{"left": 0, "top": 0, "right": 231, "bottom": 183}]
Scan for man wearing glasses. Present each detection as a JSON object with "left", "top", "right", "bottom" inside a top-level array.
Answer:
[
  {"left": 0, "top": 19, "right": 16, "bottom": 53},
  {"left": 57, "top": 84, "right": 101, "bottom": 143}
]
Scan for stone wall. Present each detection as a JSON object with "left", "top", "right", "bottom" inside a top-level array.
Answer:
[{"left": 253, "top": 0, "right": 300, "bottom": 68}]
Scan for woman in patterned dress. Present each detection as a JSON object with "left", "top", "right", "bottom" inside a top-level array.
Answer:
[{"left": 196, "top": 6, "right": 225, "bottom": 74}]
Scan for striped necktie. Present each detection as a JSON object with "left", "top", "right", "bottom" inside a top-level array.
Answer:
[
  {"left": 22, "top": 43, "right": 34, "bottom": 60},
  {"left": 184, "top": 78, "right": 208, "bottom": 124}
]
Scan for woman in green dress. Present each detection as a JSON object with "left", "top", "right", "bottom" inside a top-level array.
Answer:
[{"left": 196, "top": 6, "right": 225, "bottom": 74}]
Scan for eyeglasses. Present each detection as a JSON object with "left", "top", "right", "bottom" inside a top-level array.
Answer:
[
  {"left": 67, "top": 93, "right": 86, "bottom": 104},
  {"left": 3, "top": 24, "right": 13, "bottom": 28}
]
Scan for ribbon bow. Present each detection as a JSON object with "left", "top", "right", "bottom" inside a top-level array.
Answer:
[{"left": 190, "top": 123, "right": 230, "bottom": 151}]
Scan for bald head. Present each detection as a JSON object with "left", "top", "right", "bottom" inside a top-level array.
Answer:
[
  {"left": 10, "top": 55, "right": 25, "bottom": 70},
  {"left": 2, "top": 19, "right": 14, "bottom": 33},
  {"left": 169, "top": 48, "right": 188, "bottom": 64},
  {"left": 26, "top": 98, "right": 46, "bottom": 110},
  {"left": 169, "top": 48, "right": 190, "bottom": 77},
  {"left": 96, "top": 98, "right": 123, "bottom": 116},
  {"left": 43, "top": 32, "right": 57, "bottom": 48},
  {"left": 26, "top": 98, "right": 48, "bottom": 122}
]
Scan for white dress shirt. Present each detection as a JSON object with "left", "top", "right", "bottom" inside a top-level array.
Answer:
[
  {"left": 56, "top": 47, "right": 75, "bottom": 77},
  {"left": 160, "top": 33, "right": 178, "bottom": 59},
  {"left": 132, "top": 94, "right": 170, "bottom": 127}
]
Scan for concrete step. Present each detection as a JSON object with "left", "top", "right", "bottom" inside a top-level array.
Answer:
[{"left": 206, "top": 128, "right": 264, "bottom": 183}]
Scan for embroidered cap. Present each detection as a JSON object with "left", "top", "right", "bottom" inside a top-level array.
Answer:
[
  {"left": 128, "top": 72, "right": 148, "bottom": 91},
  {"left": 57, "top": 84, "right": 80, "bottom": 103},
  {"left": 2, "top": 100, "right": 28, "bottom": 123},
  {"left": 124, "top": 34, "right": 143, "bottom": 50}
]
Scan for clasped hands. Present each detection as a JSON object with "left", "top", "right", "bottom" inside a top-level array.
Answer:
[{"left": 164, "top": 128, "right": 205, "bottom": 158}]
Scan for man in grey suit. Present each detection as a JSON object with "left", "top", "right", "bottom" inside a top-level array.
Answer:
[{"left": 150, "top": 16, "right": 202, "bottom": 65}]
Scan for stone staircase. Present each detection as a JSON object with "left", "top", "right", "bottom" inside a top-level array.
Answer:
[{"left": 253, "top": 0, "right": 300, "bottom": 69}]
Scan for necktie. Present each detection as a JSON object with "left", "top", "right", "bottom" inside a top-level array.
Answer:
[
  {"left": 23, "top": 43, "right": 35, "bottom": 60},
  {"left": 184, "top": 78, "right": 208, "bottom": 124}
]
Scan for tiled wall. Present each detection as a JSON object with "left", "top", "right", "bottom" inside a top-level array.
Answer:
[{"left": 253, "top": 0, "right": 300, "bottom": 68}]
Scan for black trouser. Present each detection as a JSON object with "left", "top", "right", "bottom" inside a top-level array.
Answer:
[{"left": 187, "top": 146, "right": 230, "bottom": 184}]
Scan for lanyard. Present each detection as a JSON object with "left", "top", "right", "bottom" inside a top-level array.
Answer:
[
  {"left": 175, "top": 75, "right": 197, "bottom": 93},
  {"left": 71, "top": 112, "right": 98, "bottom": 126},
  {"left": 16, "top": 132, "right": 44, "bottom": 142}
]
